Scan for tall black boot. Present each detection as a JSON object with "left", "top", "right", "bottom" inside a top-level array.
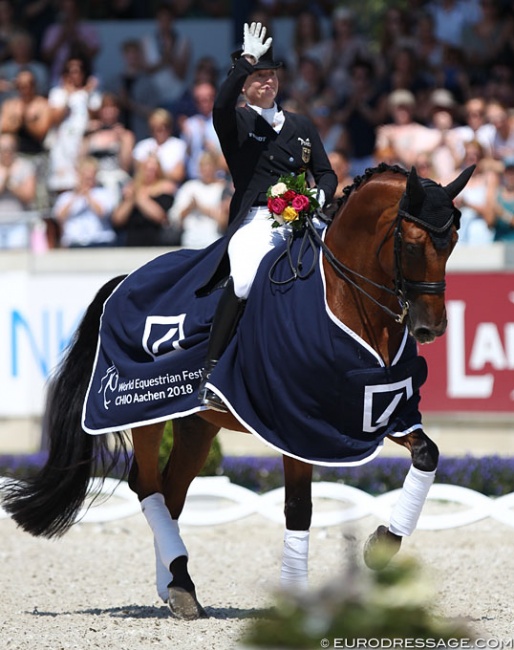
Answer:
[{"left": 198, "top": 277, "right": 246, "bottom": 412}]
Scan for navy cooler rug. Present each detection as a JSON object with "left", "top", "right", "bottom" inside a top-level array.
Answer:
[{"left": 83, "top": 231, "right": 428, "bottom": 466}]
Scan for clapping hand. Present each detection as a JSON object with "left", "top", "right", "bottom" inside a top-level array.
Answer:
[{"left": 242, "top": 22, "right": 272, "bottom": 64}]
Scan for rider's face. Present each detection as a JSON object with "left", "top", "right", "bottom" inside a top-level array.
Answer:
[{"left": 243, "top": 69, "right": 278, "bottom": 108}]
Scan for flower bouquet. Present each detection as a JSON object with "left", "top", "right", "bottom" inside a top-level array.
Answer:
[{"left": 266, "top": 172, "right": 319, "bottom": 231}]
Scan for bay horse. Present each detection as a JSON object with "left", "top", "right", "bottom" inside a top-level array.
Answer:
[{"left": 1, "top": 163, "right": 474, "bottom": 620}]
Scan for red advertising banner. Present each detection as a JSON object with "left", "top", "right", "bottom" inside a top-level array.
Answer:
[{"left": 420, "top": 272, "right": 514, "bottom": 413}]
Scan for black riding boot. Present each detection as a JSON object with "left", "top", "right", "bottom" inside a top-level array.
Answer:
[{"left": 198, "top": 278, "right": 246, "bottom": 412}]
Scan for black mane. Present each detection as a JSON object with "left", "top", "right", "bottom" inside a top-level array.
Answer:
[{"left": 325, "top": 163, "right": 408, "bottom": 219}]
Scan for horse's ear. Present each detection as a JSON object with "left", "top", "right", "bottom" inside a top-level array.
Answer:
[
  {"left": 405, "top": 166, "right": 426, "bottom": 214},
  {"left": 444, "top": 165, "right": 476, "bottom": 200}
]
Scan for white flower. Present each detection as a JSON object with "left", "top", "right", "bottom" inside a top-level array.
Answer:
[
  {"left": 269, "top": 182, "right": 288, "bottom": 197},
  {"left": 273, "top": 212, "right": 285, "bottom": 225}
]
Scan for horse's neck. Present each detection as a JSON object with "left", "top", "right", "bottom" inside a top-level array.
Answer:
[{"left": 323, "top": 226, "right": 404, "bottom": 366}]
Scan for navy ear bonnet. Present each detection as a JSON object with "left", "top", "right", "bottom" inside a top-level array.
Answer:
[{"left": 399, "top": 165, "right": 475, "bottom": 247}]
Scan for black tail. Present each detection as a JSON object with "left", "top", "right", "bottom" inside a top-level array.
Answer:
[{"left": 1, "top": 275, "right": 130, "bottom": 538}]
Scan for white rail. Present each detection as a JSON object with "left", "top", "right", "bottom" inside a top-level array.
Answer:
[{"left": 2, "top": 476, "right": 514, "bottom": 530}]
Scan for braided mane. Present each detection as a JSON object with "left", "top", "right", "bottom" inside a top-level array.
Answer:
[{"left": 333, "top": 163, "right": 408, "bottom": 214}]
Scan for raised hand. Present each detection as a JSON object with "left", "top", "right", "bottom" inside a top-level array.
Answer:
[{"left": 242, "top": 22, "right": 272, "bottom": 63}]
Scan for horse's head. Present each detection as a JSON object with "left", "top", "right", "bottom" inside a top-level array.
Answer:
[{"left": 396, "top": 164, "right": 475, "bottom": 343}]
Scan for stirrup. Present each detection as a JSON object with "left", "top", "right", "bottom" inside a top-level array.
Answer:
[{"left": 199, "top": 386, "right": 228, "bottom": 413}]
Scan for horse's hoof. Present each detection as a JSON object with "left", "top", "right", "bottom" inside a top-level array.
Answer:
[
  {"left": 363, "top": 525, "right": 402, "bottom": 571},
  {"left": 168, "top": 586, "right": 208, "bottom": 620}
]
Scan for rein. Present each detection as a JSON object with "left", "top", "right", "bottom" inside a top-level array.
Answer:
[{"left": 307, "top": 203, "right": 447, "bottom": 324}]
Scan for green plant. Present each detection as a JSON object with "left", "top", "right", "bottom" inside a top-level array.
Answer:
[
  {"left": 158, "top": 421, "right": 222, "bottom": 475},
  {"left": 243, "top": 555, "right": 471, "bottom": 647}
]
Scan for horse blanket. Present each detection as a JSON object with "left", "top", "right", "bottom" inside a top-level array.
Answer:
[{"left": 83, "top": 230, "right": 428, "bottom": 466}]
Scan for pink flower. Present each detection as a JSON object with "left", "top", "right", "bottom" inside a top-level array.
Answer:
[
  {"left": 268, "top": 197, "right": 288, "bottom": 215},
  {"left": 291, "top": 194, "right": 310, "bottom": 212}
]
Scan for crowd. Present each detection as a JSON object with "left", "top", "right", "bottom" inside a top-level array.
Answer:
[{"left": 2, "top": 0, "right": 514, "bottom": 251}]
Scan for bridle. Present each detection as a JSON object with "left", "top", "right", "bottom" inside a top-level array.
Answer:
[{"left": 305, "top": 201, "right": 452, "bottom": 324}]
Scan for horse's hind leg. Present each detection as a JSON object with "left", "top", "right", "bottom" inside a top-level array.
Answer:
[
  {"left": 130, "top": 418, "right": 216, "bottom": 618},
  {"left": 364, "top": 429, "right": 439, "bottom": 570},
  {"left": 281, "top": 456, "right": 313, "bottom": 590},
  {"left": 160, "top": 415, "right": 218, "bottom": 618}
]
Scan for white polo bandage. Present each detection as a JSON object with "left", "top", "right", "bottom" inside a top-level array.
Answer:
[
  {"left": 280, "top": 529, "right": 310, "bottom": 590},
  {"left": 141, "top": 492, "right": 188, "bottom": 572},
  {"left": 389, "top": 465, "right": 436, "bottom": 537}
]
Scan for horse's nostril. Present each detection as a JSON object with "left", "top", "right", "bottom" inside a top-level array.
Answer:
[{"left": 414, "top": 327, "right": 436, "bottom": 344}]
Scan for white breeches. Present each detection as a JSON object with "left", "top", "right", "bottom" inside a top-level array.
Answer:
[{"left": 228, "top": 207, "right": 292, "bottom": 299}]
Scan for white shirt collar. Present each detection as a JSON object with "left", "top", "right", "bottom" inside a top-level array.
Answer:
[{"left": 248, "top": 102, "right": 285, "bottom": 132}]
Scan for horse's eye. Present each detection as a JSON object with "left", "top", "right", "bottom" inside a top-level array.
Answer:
[{"left": 405, "top": 243, "right": 421, "bottom": 257}]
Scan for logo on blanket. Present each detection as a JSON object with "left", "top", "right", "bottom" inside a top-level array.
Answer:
[
  {"left": 98, "top": 364, "right": 119, "bottom": 409},
  {"left": 142, "top": 314, "right": 186, "bottom": 359},
  {"left": 363, "top": 378, "right": 413, "bottom": 433}
]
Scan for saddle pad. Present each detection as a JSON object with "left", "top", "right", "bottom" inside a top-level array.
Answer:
[{"left": 83, "top": 232, "right": 427, "bottom": 466}]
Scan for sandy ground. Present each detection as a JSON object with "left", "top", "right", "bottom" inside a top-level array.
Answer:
[{"left": 1, "top": 497, "right": 514, "bottom": 650}]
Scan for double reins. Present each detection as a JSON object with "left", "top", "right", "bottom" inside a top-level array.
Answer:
[{"left": 307, "top": 199, "right": 448, "bottom": 324}]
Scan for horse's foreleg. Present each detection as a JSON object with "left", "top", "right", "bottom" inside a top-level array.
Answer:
[
  {"left": 364, "top": 429, "right": 439, "bottom": 570},
  {"left": 281, "top": 456, "right": 313, "bottom": 590}
]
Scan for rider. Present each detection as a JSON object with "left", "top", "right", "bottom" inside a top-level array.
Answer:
[{"left": 198, "top": 22, "right": 337, "bottom": 412}]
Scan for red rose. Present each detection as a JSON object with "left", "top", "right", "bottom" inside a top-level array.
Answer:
[
  {"left": 291, "top": 194, "right": 310, "bottom": 211},
  {"left": 282, "top": 190, "right": 297, "bottom": 201},
  {"left": 268, "top": 197, "right": 288, "bottom": 214}
]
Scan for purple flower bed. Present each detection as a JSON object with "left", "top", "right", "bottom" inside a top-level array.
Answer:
[
  {"left": 219, "top": 454, "right": 514, "bottom": 496},
  {"left": 2, "top": 453, "right": 514, "bottom": 496}
]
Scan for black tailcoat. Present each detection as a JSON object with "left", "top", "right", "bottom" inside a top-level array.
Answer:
[{"left": 197, "top": 57, "right": 337, "bottom": 294}]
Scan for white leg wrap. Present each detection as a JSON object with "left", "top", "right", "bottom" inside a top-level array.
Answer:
[
  {"left": 280, "top": 529, "right": 309, "bottom": 590},
  {"left": 154, "top": 538, "right": 173, "bottom": 602},
  {"left": 389, "top": 466, "right": 436, "bottom": 537},
  {"left": 141, "top": 492, "right": 188, "bottom": 571}
]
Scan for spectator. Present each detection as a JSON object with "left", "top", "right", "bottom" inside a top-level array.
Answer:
[
  {"left": 46, "top": 55, "right": 102, "bottom": 195},
  {"left": 103, "top": 39, "right": 157, "bottom": 142},
  {"left": 112, "top": 153, "right": 177, "bottom": 247},
  {"left": 426, "top": 0, "right": 478, "bottom": 49},
  {"left": 140, "top": 2, "right": 192, "bottom": 106},
  {"left": 169, "top": 150, "right": 227, "bottom": 248},
  {"left": 0, "top": 132, "right": 37, "bottom": 249},
  {"left": 327, "top": 149, "right": 353, "bottom": 197},
  {"left": 453, "top": 140, "right": 495, "bottom": 245},
  {"left": 308, "top": 98, "right": 347, "bottom": 154},
  {"left": 460, "top": 0, "right": 507, "bottom": 85},
  {"left": 413, "top": 12, "right": 445, "bottom": 86},
  {"left": 375, "top": 89, "right": 441, "bottom": 169},
  {"left": 376, "top": 6, "right": 416, "bottom": 75},
  {"left": 16, "top": 0, "right": 57, "bottom": 60},
  {"left": 180, "top": 81, "right": 222, "bottom": 180},
  {"left": 283, "top": 10, "right": 323, "bottom": 74},
  {"left": 0, "top": 30, "right": 49, "bottom": 98},
  {"left": 306, "top": 7, "right": 371, "bottom": 104},
  {"left": 423, "top": 88, "right": 460, "bottom": 183},
  {"left": 41, "top": 0, "right": 101, "bottom": 87},
  {"left": 0, "top": 0, "right": 18, "bottom": 65},
  {"left": 448, "top": 96, "right": 495, "bottom": 160},
  {"left": 170, "top": 56, "right": 220, "bottom": 128},
  {"left": 0, "top": 68, "right": 52, "bottom": 209},
  {"left": 486, "top": 100, "right": 514, "bottom": 164},
  {"left": 132, "top": 108, "right": 187, "bottom": 189},
  {"left": 488, "top": 155, "right": 514, "bottom": 241},
  {"left": 337, "top": 57, "right": 382, "bottom": 176},
  {"left": 81, "top": 92, "right": 135, "bottom": 203},
  {"left": 288, "top": 54, "right": 334, "bottom": 112},
  {"left": 52, "top": 156, "right": 117, "bottom": 248},
  {"left": 376, "top": 46, "right": 432, "bottom": 110}
]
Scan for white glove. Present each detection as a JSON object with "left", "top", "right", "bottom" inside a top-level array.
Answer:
[{"left": 242, "top": 22, "right": 272, "bottom": 63}]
